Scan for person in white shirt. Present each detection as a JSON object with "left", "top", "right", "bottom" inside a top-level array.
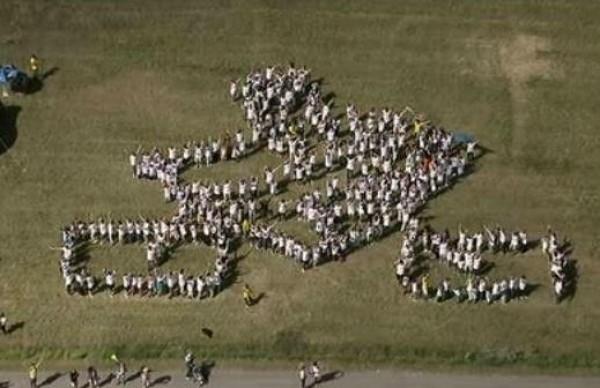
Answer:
[
  {"left": 229, "top": 79, "right": 238, "bottom": 100},
  {"left": 0, "top": 312, "right": 8, "bottom": 335}
]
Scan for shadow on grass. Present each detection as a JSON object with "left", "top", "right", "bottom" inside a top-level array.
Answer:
[
  {"left": 526, "top": 283, "right": 540, "bottom": 296},
  {"left": 526, "top": 239, "right": 541, "bottom": 251},
  {"left": 478, "top": 261, "right": 495, "bottom": 276},
  {"left": 560, "top": 259, "right": 579, "bottom": 303},
  {"left": 23, "top": 67, "right": 60, "bottom": 95},
  {"left": 0, "top": 105, "right": 20, "bottom": 156},
  {"left": 7, "top": 321, "right": 24, "bottom": 334},
  {"left": 323, "top": 91, "right": 336, "bottom": 105},
  {"left": 72, "top": 242, "right": 93, "bottom": 267},
  {"left": 247, "top": 292, "right": 265, "bottom": 307}
]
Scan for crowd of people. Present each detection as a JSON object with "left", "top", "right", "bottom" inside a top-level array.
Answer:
[
  {"left": 55, "top": 64, "right": 482, "bottom": 298},
  {"left": 399, "top": 273, "right": 530, "bottom": 304},
  {"left": 26, "top": 355, "right": 154, "bottom": 388},
  {"left": 22, "top": 352, "right": 328, "bottom": 388},
  {"left": 54, "top": 64, "right": 575, "bottom": 304},
  {"left": 56, "top": 217, "right": 235, "bottom": 299},
  {"left": 541, "top": 228, "right": 577, "bottom": 302},
  {"left": 394, "top": 223, "right": 532, "bottom": 304},
  {"left": 394, "top": 221, "right": 578, "bottom": 303},
  {"left": 223, "top": 64, "right": 479, "bottom": 270},
  {"left": 56, "top": 64, "right": 317, "bottom": 298},
  {"left": 403, "top": 224, "right": 529, "bottom": 275}
]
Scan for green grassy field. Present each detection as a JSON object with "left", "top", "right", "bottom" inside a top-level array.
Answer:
[{"left": 1, "top": 0, "right": 600, "bottom": 372}]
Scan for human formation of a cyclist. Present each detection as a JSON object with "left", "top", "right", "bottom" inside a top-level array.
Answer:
[{"left": 52, "top": 64, "right": 576, "bottom": 305}]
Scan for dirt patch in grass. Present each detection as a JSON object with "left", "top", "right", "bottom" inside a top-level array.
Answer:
[
  {"left": 499, "top": 35, "right": 553, "bottom": 84},
  {"left": 498, "top": 34, "right": 561, "bottom": 156}
]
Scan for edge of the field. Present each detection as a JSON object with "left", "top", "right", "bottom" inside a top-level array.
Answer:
[{"left": 0, "top": 346, "right": 599, "bottom": 375}]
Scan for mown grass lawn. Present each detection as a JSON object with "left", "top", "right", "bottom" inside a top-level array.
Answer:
[{"left": 1, "top": 0, "right": 600, "bottom": 371}]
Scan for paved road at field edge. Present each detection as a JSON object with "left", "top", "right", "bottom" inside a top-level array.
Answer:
[{"left": 2, "top": 369, "right": 600, "bottom": 388}]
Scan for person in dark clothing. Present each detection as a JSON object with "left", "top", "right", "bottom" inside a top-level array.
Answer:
[
  {"left": 87, "top": 366, "right": 99, "bottom": 388},
  {"left": 69, "top": 369, "right": 79, "bottom": 388}
]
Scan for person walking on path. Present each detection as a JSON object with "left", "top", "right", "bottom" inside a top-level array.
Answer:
[
  {"left": 184, "top": 351, "right": 194, "bottom": 380},
  {"left": 28, "top": 361, "right": 41, "bottom": 388},
  {"left": 298, "top": 363, "right": 306, "bottom": 388},
  {"left": 310, "top": 361, "right": 321, "bottom": 386},
  {"left": 69, "top": 369, "right": 80, "bottom": 388},
  {"left": 140, "top": 366, "right": 151, "bottom": 388},
  {"left": 111, "top": 354, "right": 127, "bottom": 386},
  {"left": 87, "top": 366, "right": 99, "bottom": 388}
]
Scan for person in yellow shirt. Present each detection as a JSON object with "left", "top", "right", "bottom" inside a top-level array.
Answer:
[
  {"left": 29, "top": 361, "right": 41, "bottom": 388},
  {"left": 110, "top": 354, "right": 127, "bottom": 385},
  {"left": 242, "top": 283, "right": 255, "bottom": 307},
  {"left": 242, "top": 219, "right": 251, "bottom": 237},
  {"left": 413, "top": 119, "right": 423, "bottom": 134},
  {"left": 29, "top": 54, "right": 42, "bottom": 80},
  {"left": 421, "top": 274, "right": 430, "bottom": 299}
]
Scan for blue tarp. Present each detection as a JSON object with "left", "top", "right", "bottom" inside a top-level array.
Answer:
[
  {"left": 452, "top": 132, "right": 476, "bottom": 145},
  {"left": 0, "top": 65, "right": 22, "bottom": 86}
]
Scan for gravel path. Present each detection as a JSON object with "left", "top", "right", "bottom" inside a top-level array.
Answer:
[{"left": 2, "top": 368, "right": 600, "bottom": 388}]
